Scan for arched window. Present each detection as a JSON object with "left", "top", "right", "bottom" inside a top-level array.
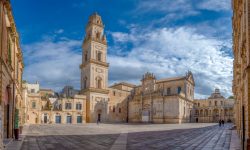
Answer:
[
  {"left": 167, "top": 88, "right": 171, "bottom": 95},
  {"left": 205, "top": 110, "right": 208, "bottom": 116},
  {"left": 97, "top": 52, "right": 102, "bottom": 61},
  {"left": 85, "top": 53, "right": 88, "bottom": 62},
  {"left": 184, "top": 107, "right": 185, "bottom": 116},
  {"left": 195, "top": 110, "right": 199, "bottom": 115},
  {"left": 177, "top": 87, "right": 181, "bottom": 94},
  {"left": 88, "top": 33, "right": 91, "bottom": 39},
  {"left": 215, "top": 101, "right": 217, "bottom": 106},
  {"left": 96, "top": 77, "right": 102, "bottom": 89},
  {"left": 96, "top": 32, "right": 100, "bottom": 39},
  {"left": 84, "top": 77, "right": 87, "bottom": 89}
]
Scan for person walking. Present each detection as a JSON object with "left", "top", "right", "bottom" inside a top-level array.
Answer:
[
  {"left": 222, "top": 120, "right": 224, "bottom": 127},
  {"left": 219, "top": 119, "right": 221, "bottom": 127},
  {"left": 97, "top": 118, "right": 99, "bottom": 125}
]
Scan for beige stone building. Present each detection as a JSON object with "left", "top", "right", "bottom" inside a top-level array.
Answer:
[
  {"left": 0, "top": 0, "right": 24, "bottom": 148},
  {"left": 193, "top": 89, "right": 234, "bottom": 123},
  {"left": 23, "top": 82, "right": 86, "bottom": 124},
  {"left": 232, "top": 0, "right": 250, "bottom": 149},
  {"left": 129, "top": 72, "right": 195, "bottom": 123}
]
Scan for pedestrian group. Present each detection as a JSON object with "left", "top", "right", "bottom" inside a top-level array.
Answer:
[{"left": 219, "top": 119, "right": 225, "bottom": 127}]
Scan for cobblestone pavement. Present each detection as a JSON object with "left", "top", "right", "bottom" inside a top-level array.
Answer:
[{"left": 20, "top": 123, "right": 238, "bottom": 150}]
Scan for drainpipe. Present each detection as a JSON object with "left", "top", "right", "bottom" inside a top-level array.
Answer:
[
  {"left": 6, "top": 85, "right": 11, "bottom": 138},
  {"left": 12, "top": 82, "right": 15, "bottom": 138},
  {"left": 242, "top": 105, "right": 245, "bottom": 150},
  {"left": 126, "top": 97, "right": 128, "bottom": 123}
]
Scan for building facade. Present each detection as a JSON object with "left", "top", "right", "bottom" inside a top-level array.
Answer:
[
  {"left": 232, "top": 0, "right": 250, "bottom": 149},
  {"left": 193, "top": 89, "right": 234, "bottom": 123},
  {"left": 79, "top": 13, "right": 195, "bottom": 124},
  {"left": 129, "top": 72, "right": 195, "bottom": 123},
  {"left": 0, "top": 0, "right": 24, "bottom": 148},
  {"left": 23, "top": 83, "right": 87, "bottom": 124}
]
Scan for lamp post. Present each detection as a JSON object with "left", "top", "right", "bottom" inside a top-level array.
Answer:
[{"left": 150, "top": 88, "right": 153, "bottom": 123}]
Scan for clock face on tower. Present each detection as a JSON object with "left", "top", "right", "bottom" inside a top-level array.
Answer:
[{"left": 95, "top": 45, "right": 103, "bottom": 50}]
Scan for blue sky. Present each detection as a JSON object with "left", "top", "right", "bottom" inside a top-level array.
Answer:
[{"left": 12, "top": 0, "right": 233, "bottom": 98}]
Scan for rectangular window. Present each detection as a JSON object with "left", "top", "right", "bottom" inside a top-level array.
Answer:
[
  {"left": 67, "top": 116, "right": 72, "bottom": 123},
  {"left": 65, "top": 103, "right": 72, "bottom": 110},
  {"left": 184, "top": 107, "right": 185, "bottom": 116},
  {"left": 113, "top": 91, "right": 116, "bottom": 96},
  {"left": 76, "top": 103, "right": 82, "bottom": 110},
  {"left": 7, "top": 36, "right": 12, "bottom": 64},
  {"left": 55, "top": 116, "right": 61, "bottom": 123},
  {"left": 167, "top": 88, "right": 171, "bottom": 95},
  {"left": 119, "top": 108, "right": 121, "bottom": 113},
  {"left": 32, "top": 101, "right": 36, "bottom": 109},
  {"left": 31, "top": 89, "right": 35, "bottom": 93},
  {"left": 16, "top": 62, "right": 19, "bottom": 80},
  {"left": 113, "top": 106, "right": 115, "bottom": 113},
  {"left": 77, "top": 116, "right": 82, "bottom": 123},
  {"left": 97, "top": 52, "right": 102, "bottom": 61},
  {"left": 177, "top": 87, "right": 181, "bottom": 94}
]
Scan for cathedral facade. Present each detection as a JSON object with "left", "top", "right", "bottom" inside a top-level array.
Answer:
[
  {"left": 80, "top": 13, "right": 195, "bottom": 123},
  {"left": 129, "top": 72, "right": 195, "bottom": 123}
]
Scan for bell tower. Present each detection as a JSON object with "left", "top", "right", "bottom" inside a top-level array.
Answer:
[
  {"left": 80, "top": 12, "right": 109, "bottom": 123},
  {"left": 80, "top": 12, "right": 109, "bottom": 91}
]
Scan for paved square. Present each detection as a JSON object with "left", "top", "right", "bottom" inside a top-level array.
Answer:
[{"left": 20, "top": 123, "right": 235, "bottom": 150}]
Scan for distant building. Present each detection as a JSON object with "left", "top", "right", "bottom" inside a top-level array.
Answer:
[
  {"left": 61, "top": 86, "right": 79, "bottom": 98},
  {"left": 40, "top": 88, "right": 55, "bottom": 97},
  {"left": 192, "top": 89, "right": 234, "bottom": 123},
  {"left": 23, "top": 82, "right": 86, "bottom": 124}
]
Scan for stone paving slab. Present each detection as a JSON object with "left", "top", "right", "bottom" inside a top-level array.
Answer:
[
  {"left": 14, "top": 123, "right": 241, "bottom": 150},
  {"left": 6, "top": 124, "right": 30, "bottom": 150}
]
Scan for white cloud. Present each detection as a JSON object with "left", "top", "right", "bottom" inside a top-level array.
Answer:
[
  {"left": 137, "top": 0, "right": 193, "bottom": 13},
  {"left": 23, "top": 39, "right": 82, "bottom": 91},
  {"left": 136, "top": 0, "right": 231, "bottom": 13},
  {"left": 197, "top": 0, "right": 231, "bottom": 11},
  {"left": 135, "top": 0, "right": 200, "bottom": 21},
  {"left": 23, "top": 26, "right": 233, "bottom": 99},
  {"left": 55, "top": 29, "right": 64, "bottom": 34},
  {"left": 109, "top": 27, "right": 233, "bottom": 99},
  {"left": 111, "top": 32, "right": 130, "bottom": 42}
]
